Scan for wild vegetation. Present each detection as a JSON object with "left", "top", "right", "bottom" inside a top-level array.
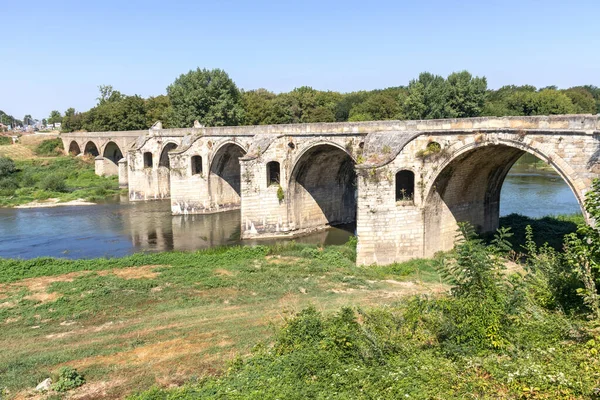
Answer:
[
  {"left": 43, "top": 68, "right": 600, "bottom": 133},
  {"left": 0, "top": 154, "right": 120, "bottom": 207}
]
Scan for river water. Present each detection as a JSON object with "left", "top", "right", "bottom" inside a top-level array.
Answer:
[{"left": 0, "top": 161, "right": 582, "bottom": 259}]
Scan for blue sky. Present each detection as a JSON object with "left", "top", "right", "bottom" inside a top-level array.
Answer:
[{"left": 2, "top": 0, "right": 599, "bottom": 119}]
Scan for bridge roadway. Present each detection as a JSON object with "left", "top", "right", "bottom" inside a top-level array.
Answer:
[{"left": 61, "top": 114, "right": 600, "bottom": 265}]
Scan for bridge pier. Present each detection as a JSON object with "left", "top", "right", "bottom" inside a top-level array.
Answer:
[{"left": 118, "top": 158, "right": 128, "bottom": 188}]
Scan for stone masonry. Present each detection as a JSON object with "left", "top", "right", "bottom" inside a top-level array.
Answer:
[{"left": 63, "top": 115, "right": 600, "bottom": 265}]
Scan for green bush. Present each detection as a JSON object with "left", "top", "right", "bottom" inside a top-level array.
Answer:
[
  {"left": 35, "top": 138, "right": 64, "bottom": 156},
  {"left": 0, "top": 157, "right": 16, "bottom": 178},
  {"left": 0, "top": 177, "right": 19, "bottom": 196},
  {"left": 39, "top": 173, "right": 68, "bottom": 192},
  {"left": 51, "top": 366, "right": 85, "bottom": 392},
  {"left": 0, "top": 136, "right": 12, "bottom": 146}
]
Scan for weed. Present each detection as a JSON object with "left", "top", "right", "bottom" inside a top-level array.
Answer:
[{"left": 51, "top": 367, "right": 85, "bottom": 392}]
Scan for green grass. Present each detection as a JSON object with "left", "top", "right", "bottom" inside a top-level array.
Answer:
[
  {"left": 0, "top": 156, "right": 121, "bottom": 206},
  {"left": 0, "top": 242, "right": 446, "bottom": 399}
]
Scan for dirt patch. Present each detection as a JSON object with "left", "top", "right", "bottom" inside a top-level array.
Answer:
[
  {"left": 266, "top": 255, "right": 303, "bottom": 265},
  {"left": 73, "top": 334, "right": 226, "bottom": 370},
  {"left": 1, "top": 265, "right": 165, "bottom": 305},
  {"left": 67, "top": 378, "right": 127, "bottom": 400},
  {"left": 214, "top": 268, "right": 235, "bottom": 277},
  {"left": 98, "top": 265, "right": 162, "bottom": 280}
]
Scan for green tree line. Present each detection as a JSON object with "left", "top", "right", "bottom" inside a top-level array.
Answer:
[{"left": 53, "top": 68, "right": 600, "bottom": 133}]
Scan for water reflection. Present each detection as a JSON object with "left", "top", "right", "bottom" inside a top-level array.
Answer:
[{"left": 0, "top": 198, "right": 354, "bottom": 259}]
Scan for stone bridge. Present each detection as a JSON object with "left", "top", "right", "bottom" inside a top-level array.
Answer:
[{"left": 62, "top": 115, "right": 600, "bottom": 265}]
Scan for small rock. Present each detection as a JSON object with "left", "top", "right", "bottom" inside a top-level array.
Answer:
[
  {"left": 299, "top": 287, "right": 307, "bottom": 294},
  {"left": 35, "top": 378, "right": 52, "bottom": 391}
]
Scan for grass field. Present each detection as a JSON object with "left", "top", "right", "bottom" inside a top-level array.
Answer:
[{"left": 0, "top": 242, "right": 444, "bottom": 399}]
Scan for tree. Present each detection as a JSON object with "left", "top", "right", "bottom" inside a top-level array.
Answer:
[
  {"left": 145, "top": 95, "right": 172, "bottom": 128},
  {"left": 563, "top": 87, "right": 597, "bottom": 114},
  {"left": 242, "top": 89, "right": 277, "bottom": 125},
  {"left": 348, "top": 92, "right": 401, "bottom": 121},
  {"left": 535, "top": 89, "right": 576, "bottom": 115},
  {"left": 97, "top": 85, "right": 124, "bottom": 105},
  {"left": 445, "top": 71, "right": 487, "bottom": 118},
  {"left": 48, "top": 110, "right": 62, "bottom": 125},
  {"left": 167, "top": 68, "right": 245, "bottom": 127},
  {"left": 61, "top": 108, "right": 84, "bottom": 133},
  {"left": 403, "top": 72, "right": 450, "bottom": 120}
]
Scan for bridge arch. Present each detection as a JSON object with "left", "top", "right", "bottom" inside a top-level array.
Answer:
[
  {"left": 157, "top": 142, "right": 178, "bottom": 198},
  {"left": 422, "top": 137, "right": 585, "bottom": 256},
  {"left": 102, "top": 141, "right": 123, "bottom": 164},
  {"left": 68, "top": 141, "right": 81, "bottom": 156},
  {"left": 209, "top": 142, "right": 246, "bottom": 208},
  {"left": 288, "top": 142, "right": 357, "bottom": 232},
  {"left": 84, "top": 141, "right": 99, "bottom": 157}
]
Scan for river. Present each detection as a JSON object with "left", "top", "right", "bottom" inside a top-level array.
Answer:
[{"left": 0, "top": 160, "right": 582, "bottom": 259}]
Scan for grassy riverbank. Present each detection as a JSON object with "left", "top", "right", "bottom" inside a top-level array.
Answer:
[
  {"left": 1, "top": 219, "right": 599, "bottom": 399},
  {"left": 0, "top": 156, "right": 121, "bottom": 207},
  {"left": 0, "top": 242, "right": 444, "bottom": 398}
]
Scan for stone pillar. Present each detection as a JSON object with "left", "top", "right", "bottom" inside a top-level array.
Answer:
[
  {"left": 95, "top": 156, "right": 119, "bottom": 177},
  {"left": 118, "top": 158, "right": 128, "bottom": 188},
  {"left": 356, "top": 165, "right": 424, "bottom": 266},
  {"left": 240, "top": 158, "right": 290, "bottom": 239}
]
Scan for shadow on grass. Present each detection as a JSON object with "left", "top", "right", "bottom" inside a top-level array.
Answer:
[{"left": 495, "top": 213, "right": 583, "bottom": 251}]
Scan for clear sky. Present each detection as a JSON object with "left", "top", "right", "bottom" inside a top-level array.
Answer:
[{"left": 2, "top": 0, "right": 599, "bottom": 119}]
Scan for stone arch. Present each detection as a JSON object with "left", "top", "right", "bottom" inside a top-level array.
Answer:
[
  {"left": 68, "top": 141, "right": 81, "bottom": 156},
  {"left": 157, "top": 142, "right": 178, "bottom": 198},
  {"left": 422, "top": 138, "right": 585, "bottom": 256},
  {"left": 209, "top": 142, "right": 246, "bottom": 208},
  {"left": 288, "top": 143, "right": 356, "bottom": 232},
  {"left": 102, "top": 141, "right": 123, "bottom": 164},
  {"left": 159, "top": 142, "right": 178, "bottom": 169},
  {"left": 84, "top": 141, "right": 99, "bottom": 157}
]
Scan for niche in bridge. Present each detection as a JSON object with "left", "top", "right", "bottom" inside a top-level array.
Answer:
[
  {"left": 423, "top": 144, "right": 582, "bottom": 256},
  {"left": 209, "top": 143, "right": 246, "bottom": 208},
  {"left": 68, "top": 141, "right": 81, "bottom": 156},
  {"left": 395, "top": 170, "right": 415, "bottom": 202},
  {"left": 289, "top": 144, "right": 356, "bottom": 231},
  {"left": 103, "top": 141, "right": 123, "bottom": 164},
  {"left": 267, "top": 161, "right": 280, "bottom": 186},
  {"left": 84, "top": 142, "right": 99, "bottom": 157},
  {"left": 143, "top": 152, "right": 153, "bottom": 168},
  {"left": 191, "top": 155, "right": 203, "bottom": 175}
]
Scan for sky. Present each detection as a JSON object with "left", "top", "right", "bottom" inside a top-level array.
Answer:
[{"left": 2, "top": 0, "right": 599, "bottom": 120}]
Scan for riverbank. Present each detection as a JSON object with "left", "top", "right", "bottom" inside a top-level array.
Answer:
[
  {"left": 0, "top": 156, "right": 122, "bottom": 207},
  {"left": 14, "top": 198, "right": 96, "bottom": 208},
  {"left": 0, "top": 241, "right": 444, "bottom": 398},
  {"left": 1, "top": 229, "right": 598, "bottom": 399}
]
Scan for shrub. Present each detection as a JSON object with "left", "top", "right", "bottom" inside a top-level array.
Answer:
[
  {"left": 51, "top": 366, "right": 85, "bottom": 392},
  {"left": 39, "top": 173, "right": 68, "bottom": 192},
  {"left": 0, "top": 177, "right": 19, "bottom": 196},
  {"left": 0, "top": 157, "right": 16, "bottom": 178},
  {"left": 0, "top": 136, "right": 12, "bottom": 146},
  {"left": 35, "top": 138, "right": 64, "bottom": 156}
]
